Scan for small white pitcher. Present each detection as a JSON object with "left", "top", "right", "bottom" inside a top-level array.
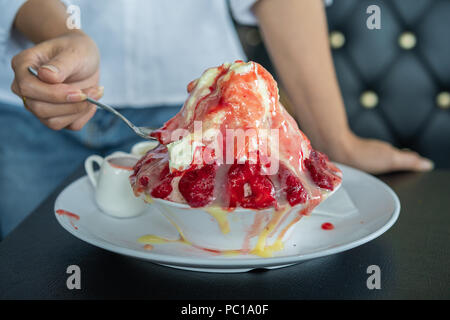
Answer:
[{"left": 84, "top": 152, "right": 145, "bottom": 218}]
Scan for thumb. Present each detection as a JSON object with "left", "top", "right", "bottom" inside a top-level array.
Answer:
[
  {"left": 391, "top": 149, "right": 434, "bottom": 172},
  {"left": 37, "top": 50, "right": 79, "bottom": 84}
]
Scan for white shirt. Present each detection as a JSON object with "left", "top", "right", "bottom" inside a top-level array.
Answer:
[{"left": 0, "top": 0, "right": 258, "bottom": 108}]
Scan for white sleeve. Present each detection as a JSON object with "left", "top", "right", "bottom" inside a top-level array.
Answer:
[
  {"left": 60, "top": 0, "right": 72, "bottom": 8},
  {"left": 229, "top": 0, "right": 259, "bottom": 26},
  {"left": 0, "top": 0, "right": 27, "bottom": 44},
  {"left": 229, "top": 0, "right": 334, "bottom": 26}
]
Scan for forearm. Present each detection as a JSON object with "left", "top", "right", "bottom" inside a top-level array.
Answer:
[
  {"left": 14, "top": 0, "right": 79, "bottom": 43},
  {"left": 254, "top": 0, "right": 351, "bottom": 154}
]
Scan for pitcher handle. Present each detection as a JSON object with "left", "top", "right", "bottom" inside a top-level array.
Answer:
[{"left": 84, "top": 155, "right": 104, "bottom": 188}]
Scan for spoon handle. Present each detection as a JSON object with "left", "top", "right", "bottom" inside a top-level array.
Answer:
[{"left": 85, "top": 97, "right": 138, "bottom": 131}]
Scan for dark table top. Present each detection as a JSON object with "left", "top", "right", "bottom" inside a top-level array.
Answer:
[{"left": 0, "top": 166, "right": 449, "bottom": 300}]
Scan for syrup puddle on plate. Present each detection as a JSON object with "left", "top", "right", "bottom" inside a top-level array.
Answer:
[
  {"left": 56, "top": 209, "right": 80, "bottom": 230},
  {"left": 321, "top": 222, "right": 335, "bottom": 230}
]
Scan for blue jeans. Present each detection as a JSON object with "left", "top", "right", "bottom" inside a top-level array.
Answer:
[{"left": 0, "top": 102, "right": 180, "bottom": 239}]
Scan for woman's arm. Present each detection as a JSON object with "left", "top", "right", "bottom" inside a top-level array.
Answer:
[
  {"left": 15, "top": 0, "right": 72, "bottom": 43},
  {"left": 11, "top": 0, "right": 102, "bottom": 131},
  {"left": 254, "top": 0, "right": 433, "bottom": 174}
]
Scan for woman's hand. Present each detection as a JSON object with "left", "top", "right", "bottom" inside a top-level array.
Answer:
[
  {"left": 325, "top": 130, "right": 434, "bottom": 174},
  {"left": 11, "top": 30, "right": 102, "bottom": 131}
]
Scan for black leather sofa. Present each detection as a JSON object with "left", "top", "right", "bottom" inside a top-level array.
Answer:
[{"left": 235, "top": 0, "right": 450, "bottom": 168}]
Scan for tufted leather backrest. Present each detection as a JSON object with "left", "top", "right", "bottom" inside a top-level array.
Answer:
[{"left": 235, "top": 0, "right": 450, "bottom": 168}]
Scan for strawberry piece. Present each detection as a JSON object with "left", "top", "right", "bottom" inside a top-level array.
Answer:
[
  {"left": 227, "top": 163, "right": 258, "bottom": 207},
  {"left": 159, "top": 163, "right": 170, "bottom": 180},
  {"left": 227, "top": 162, "right": 275, "bottom": 209},
  {"left": 151, "top": 180, "right": 173, "bottom": 199},
  {"left": 178, "top": 164, "right": 216, "bottom": 207},
  {"left": 139, "top": 176, "right": 149, "bottom": 187},
  {"left": 278, "top": 165, "right": 308, "bottom": 206},
  {"left": 150, "top": 164, "right": 182, "bottom": 200},
  {"left": 304, "top": 150, "right": 334, "bottom": 190},
  {"left": 242, "top": 175, "right": 276, "bottom": 209}
]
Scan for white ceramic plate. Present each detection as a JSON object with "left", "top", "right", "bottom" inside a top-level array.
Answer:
[{"left": 54, "top": 164, "right": 400, "bottom": 273}]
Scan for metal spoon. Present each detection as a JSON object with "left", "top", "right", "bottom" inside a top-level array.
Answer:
[{"left": 27, "top": 66, "right": 158, "bottom": 141}]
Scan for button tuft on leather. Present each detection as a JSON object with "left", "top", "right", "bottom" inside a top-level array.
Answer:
[
  {"left": 398, "top": 31, "right": 417, "bottom": 50},
  {"left": 330, "top": 30, "right": 345, "bottom": 49},
  {"left": 436, "top": 91, "right": 450, "bottom": 109},
  {"left": 360, "top": 90, "right": 379, "bottom": 109}
]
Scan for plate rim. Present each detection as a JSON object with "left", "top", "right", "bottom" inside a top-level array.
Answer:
[{"left": 54, "top": 164, "right": 400, "bottom": 269}]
